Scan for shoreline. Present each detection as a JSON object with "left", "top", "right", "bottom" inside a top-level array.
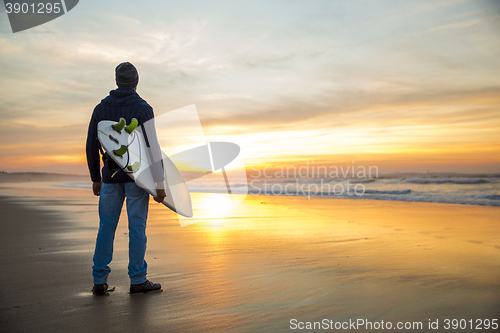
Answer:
[{"left": 2, "top": 179, "right": 500, "bottom": 208}]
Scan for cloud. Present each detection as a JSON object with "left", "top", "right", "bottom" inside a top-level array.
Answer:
[
  {"left": 198, "top": 86, "right": 500, "bottom": 130},
  {"left": 1, "top": 0, "right": 499, "bottom": 173}
]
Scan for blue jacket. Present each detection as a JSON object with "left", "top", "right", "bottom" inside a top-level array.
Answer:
[{"left": 86, "top": 87, "right": 161, "bottom": 184}]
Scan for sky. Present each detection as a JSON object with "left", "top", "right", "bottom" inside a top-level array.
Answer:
[{"left": 0, "top": 0, "right": 499, "bottom": 176}]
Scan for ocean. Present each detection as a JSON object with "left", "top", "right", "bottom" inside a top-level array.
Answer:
[
  {"left": 10, "top": 172, "right": 499, "bottom": 207},
  {"left": 188, "top": 172, "right": 500, "bottom": 207}
]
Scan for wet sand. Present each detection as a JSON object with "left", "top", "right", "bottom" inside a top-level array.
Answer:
[{"left": 0, "top": 184, "right": 499, "bottom": 332}]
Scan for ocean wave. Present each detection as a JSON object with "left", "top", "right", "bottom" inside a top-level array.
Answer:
[
  {"left": 52, "top": 182, "right": 91, "bottom": 189},
  {"left": 474, "top": 194, "right": 500, "bottom": 200},
  {"left": 249, "top": 178, "right": 378, "bottom": 184},
  {"left": 225, "top": 186, "right": 500, "bottom": 207},
  {"left": 231, "top": 183, "right": 248, "bottom": 187},
  {"left": 404, "top": 177, "right": 490, "bottom": 184},
  {"left": 363, "top": 189, "right": 412, "bottom": 195},
  {"left": 348, "top": 178, "right": 377, "bottom": 184}
]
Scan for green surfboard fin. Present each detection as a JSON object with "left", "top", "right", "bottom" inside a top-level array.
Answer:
[
  {"left": 112, "top": 118, "right": 126, "bottom": 133},
  {"left": 127, "top": 162, "right": 141, "bottom": 172},
  {"left": 113, "top": 145, "right": 128, "bottom": 157},
  {"left": 125, "top": 118, "right": 138, "bottom": 134}
]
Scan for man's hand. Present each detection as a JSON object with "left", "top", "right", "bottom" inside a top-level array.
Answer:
[
  {"left": 154, "top": 189, "right": 166, "bottom": 203},
  {"left": 93, "top": 182, "right": 102, "bottom": 196}
]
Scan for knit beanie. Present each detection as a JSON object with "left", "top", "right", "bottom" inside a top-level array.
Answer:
[{"left": 115, "top": 62, "right": 139, "bottom": 88}]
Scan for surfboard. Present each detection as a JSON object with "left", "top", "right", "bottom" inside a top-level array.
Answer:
[{"left": 97, "top": 119, "right": 193, "bottom": 218}]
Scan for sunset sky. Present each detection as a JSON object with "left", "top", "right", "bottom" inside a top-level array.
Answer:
[{"left": 1, "top": 0, "right": 499, "bottom": 175}]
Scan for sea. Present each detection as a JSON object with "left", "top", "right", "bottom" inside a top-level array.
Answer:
[
  {"left": 23, "top": 172, "right": 500, "bottom": 207},
  {"left": 187, "top": 172, "right": 500, "bottom": 207}
]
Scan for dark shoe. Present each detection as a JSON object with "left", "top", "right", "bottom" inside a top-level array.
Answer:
[
  {"left": 130, "top": 280, "right": 162, "bottom": 294},
  {"left": 92, "top": 283, "right": 109, "bottom": 296}
]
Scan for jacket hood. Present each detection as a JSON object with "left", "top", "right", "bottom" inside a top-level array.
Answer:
[{"left": 101, "top": 87, "right": 142, "bottom": 106}]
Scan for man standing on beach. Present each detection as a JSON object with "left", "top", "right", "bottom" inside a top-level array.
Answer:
[{"left": 86, "top": 62, "right": 166, "bottom": 295}]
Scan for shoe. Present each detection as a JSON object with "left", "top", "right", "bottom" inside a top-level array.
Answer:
[
  {"left": 130, "top": 280, "right": 162, "bottom": 294},
  {"left": 92, "top": 283, "right": 109, "bottom": 296}
]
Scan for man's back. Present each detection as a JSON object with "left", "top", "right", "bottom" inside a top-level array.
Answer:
[{"left": 86, "top": 87, "right": 155, "bottom": 184}]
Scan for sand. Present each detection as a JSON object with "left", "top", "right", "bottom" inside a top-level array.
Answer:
[{"left": 0, "top": 184, "right": 499, "bottom": 332}]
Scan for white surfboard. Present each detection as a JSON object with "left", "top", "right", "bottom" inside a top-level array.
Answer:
[{"left": 97, "top": 119, "right": 193, "bottom": 218}]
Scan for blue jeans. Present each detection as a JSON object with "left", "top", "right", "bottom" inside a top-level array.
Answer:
[{"left": 92, "top": 182, "right": 149, "bottom": 284}]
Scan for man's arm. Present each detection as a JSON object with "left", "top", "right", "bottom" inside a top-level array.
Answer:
[{"left": 86, "top": 111, "right": 102, "bottom": 195}]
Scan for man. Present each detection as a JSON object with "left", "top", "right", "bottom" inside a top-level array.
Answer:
[{"left": 86, "top": 62, "right": 166, "bottom": 295}]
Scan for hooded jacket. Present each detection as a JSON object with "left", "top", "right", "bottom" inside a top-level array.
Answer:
[{"left": 86, "top": 87, "right": 162, "bottom": 184}]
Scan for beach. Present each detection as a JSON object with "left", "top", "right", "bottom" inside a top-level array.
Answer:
[{"left": 0, "top": 183, "right": 499, "bottom": 332}]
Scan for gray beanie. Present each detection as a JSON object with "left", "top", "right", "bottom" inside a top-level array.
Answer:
[{"left": 115, "top": 62, "right": 139, "bottom": 88}]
